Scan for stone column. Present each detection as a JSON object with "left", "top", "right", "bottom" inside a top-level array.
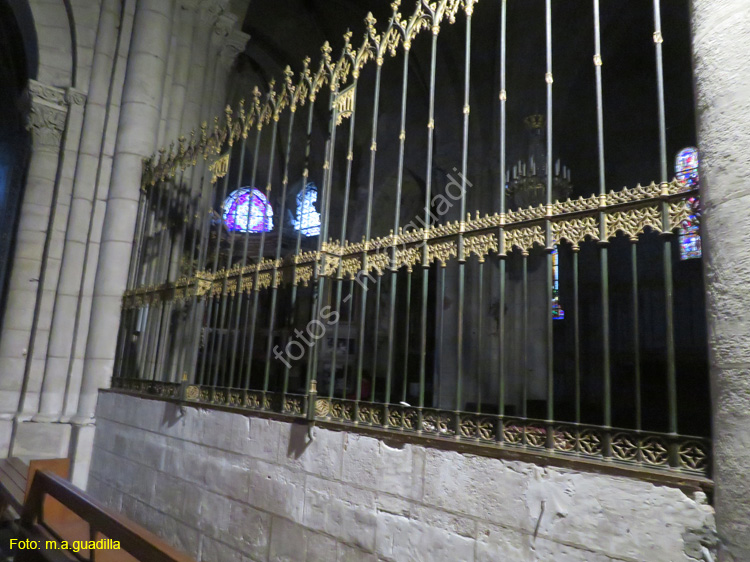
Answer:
[
  {"left": 60, "top": 0, "right": 136, "bottom": 423},
  {"left": 0, "top": 84, "right": 67, "bottom": 456},
  {"left": 180, "top": 2, "right": 213, "bottom": 139},
  {"left": 212, "top": 28, "right": 249, "bottom": 118},
  {"left": 164, "top": 5, "right": 195, "bottom": 142},
  {"left": 691, "top": 2, "right": 750, "bottom": 560},
  {"left": 157, "top": 6, "right": 178, "bottom": 149},
  {"left": 10, "top": 84, "right": 87, "bottom": 458},
  {"left": 34, "top": 0, "right": 122, "bottom": 424},
  {"left": 71, "top": 0, "right": 175, "bottom": 430}
]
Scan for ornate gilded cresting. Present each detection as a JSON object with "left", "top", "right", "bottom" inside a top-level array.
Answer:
[{"left": 122, "top": 179, "right": 696, "bottom": 309}]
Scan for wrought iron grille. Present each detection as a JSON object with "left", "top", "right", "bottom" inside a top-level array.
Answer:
[{"left": 114, "top": 0, "right": 710, "bottom": 479}]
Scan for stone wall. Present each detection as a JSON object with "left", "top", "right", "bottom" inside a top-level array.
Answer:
[{"left": 88, "top": 391, "right": 715, "bottom": 562}]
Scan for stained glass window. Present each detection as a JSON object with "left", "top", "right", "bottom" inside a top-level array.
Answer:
[
  {"left": 552, "top": 247, "right": 564, "bottom": 320},
  {"left": 680, "top": 197, "right": 702, "bottom": 260},
  {"left": 293, "top": 183, "right": 321, "bottom": 237},
  {"left": 223, "top": 187, "right": 273, "bottom": 233},
  {"left": 675, "top": 147, "right": 699, "bottom": 188},
  {"left": 675, "top": 147, "right": 702, "bottom": 260}
]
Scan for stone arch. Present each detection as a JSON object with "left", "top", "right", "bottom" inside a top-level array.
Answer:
[
  {"left": 4, "top": 0, "right": 38, "bottom": 82},
  {"left": 0, "top": 0, "right": 35, "bottom": 321},
  {"left": 26, "top": 0, "right": 76, "bottom": 88}
]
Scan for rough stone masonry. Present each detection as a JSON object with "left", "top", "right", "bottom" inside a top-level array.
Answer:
[{"left": 88, "top": 392, "right": 715, "bottom": 562}]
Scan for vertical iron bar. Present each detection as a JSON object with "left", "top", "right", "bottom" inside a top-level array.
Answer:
[
  {"left": 247, "top": 113, "right": 280, "bottom": 396},
  {"left": 307, "top": 75, "right": 341, "bottom": 406},
  {"left": 653, "top": 0, "right": 677, "bottom": 438},
  {"left": 436, "top": 265, "right": 445, "bottom": 407},
  {"left": 497, "top": 0, "right": 507, "bottom": 423},
  {"left": 127, "top": 189, "right": 147, "bottom": 290},
  {"left": 631, "top": 241, "right": 642, "bottom": 430},
  {"left": 545, "top": 0, "right": 555, "bottom": 427},
  {"left": 328, "top": 87, "right": 358, "bottom": 400},
  {"left": 401, "top": 270, "right": 412, "bottom": 406},
  {"left": 264, "top": 107, "right": 298, "bottom": 393},
  {"left": 207, "top": 164, "right": 234, "bottom": 387},
  {"left": 594, "top": 0, "right": 611, "bottom": 450},
  {"left": 189, "top": 170, "right": 212, "bottom": 384},
  {"left": 138, "top": 182, "right": 168, "bottom": 379},
  {"left": 663, "top": 229, "right": 677, "bottom": 434},
  {"left": 151, "top": 180, "right": 179, "bottom": 380},
  {"left": 308, "top": 87, "right": 338, "bottom": 398},
  {"left": 198, "top": 294, "right": 215, "bottom": 385},
  {"left": 419, "top": 27, "right": 440, "bottom": 425},
  {"left": 370, "top": 267, "right": 382, "bottom": 404},
  {"left": 476, "top": 260, "right": 483, "bottom": 415},
  {"left": 177, "top": 189, "right": 197, "bottom": 381},
  {"left": 225, "top": 136, "right": 248, "bottom": 383},
  {"left": 455, "top": 5, "right": 473, "bottom": 425},
  {"left": 132, "top": 185, "right": 154, "bottom": 289},
  {"left": 236, "top": 128, "right": 264, "bottom": 386},
  {"left": 386, "top": 46, "right": 411, "bottom": 416},
  {"left": 573, "top": 246, "right": 581, "bottom": 423},
  {"left": 653, "top": 0, "right": 668, "bottom": 182},
  {"left": 522, "top": 252, "right": 528, "bottom": 418},
  {"left": 283, "top": 98, "right": 316, "bottom": 398},
  {"left": 356, "top": 62, "right": 383, "bottom": 420},
  {"left": 342, "top": 278, "right": 355, "bottom": 399},
  {"left": 214, "top": 138, "right": 246, "bottom": 388}
]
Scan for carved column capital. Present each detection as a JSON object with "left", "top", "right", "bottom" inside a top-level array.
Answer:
[
  {"left": 219, "top": 29, "right": 250, "bottom": 67},
  {"left": 194, "top": 0, "right": 229, "bottom": 25},
  {"left": 214, "top": 12, "right": 238, "bottom": 37},
  {"left": 26, "top": 80, "right": 74, "bottom": 148}
]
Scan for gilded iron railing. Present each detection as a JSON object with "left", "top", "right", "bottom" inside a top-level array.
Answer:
[{"left": 113, "top": 0, "right": 710, "bottom": 479}]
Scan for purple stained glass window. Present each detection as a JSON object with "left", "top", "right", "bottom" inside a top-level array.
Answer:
[
  {"left": 552, "top": 247, "right": 564, "bottom": 320},
  {"left": 675, "top": 147, "right": 699, "bottom": 188},
  {"left": 675, "top": 147, "right": 702, "bottom": 260},
  {"left": 680, "top": 197, "right": 702, "bottom": 260},
  {"left": 223, "top": 187, "right": 273, "bottom": 233}
]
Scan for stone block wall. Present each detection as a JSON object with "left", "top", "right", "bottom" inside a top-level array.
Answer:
[{"left": 88, "top": 391, "right": 715, "bottom": 562}]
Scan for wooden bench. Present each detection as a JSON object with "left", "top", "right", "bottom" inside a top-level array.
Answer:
[
  {"left": 16, "top": 470, "right": 196, "bottom": 562},
  {"left": 0, "top": 457, "right": 70, "bottom": 518}
]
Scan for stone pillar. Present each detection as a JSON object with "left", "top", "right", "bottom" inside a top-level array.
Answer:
[
  {"left": 9, "top": 83, "right": 87, "bottom": 458},
  {"left": 60, "top": 0, "right": 136, "bottom": 423},
  {"left": 164, "top": 5, "right": 194, "bottom": 142},
  {"left": 180, "top": 2, "right": 213, "bottom": 138},
  {"left": 71, "top": 0, "right": 175, "bottom": 430},
  {"left": 0, "top": 84, "right": 67, "bottom": 456},
  {"left": 34, "top": 0, "right": 122, "bottom": 424},
  {"left": 18, "top": 86, "right": 86, "bottom": 419},
  {"left": 157, "top": 5, "right": 178, "bottom": 149},
  {"left": 212, "top": 28, "right": 249, "bottom": 118},
  {"left": 691, "top": 2, "right": 750, "bottom": 560}
]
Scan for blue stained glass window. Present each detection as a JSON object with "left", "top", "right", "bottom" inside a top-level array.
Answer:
[
  {"left": 223, "top": 187, "right": 273, "bottom": 233},
  {"left": 680, "top": 197, "right": 702, "bottom": 260},
  {"left": 293, "top": 183, "right": 321, "bottom": 237},
  {"left": 675, "top": 147, "right": 699, "bottom": 188},
  {"left": 552, "top": 247, "right": 564, "bottom": 320},
  {"left": 675, "top": 147, "right": 702, "bottom": 260}
]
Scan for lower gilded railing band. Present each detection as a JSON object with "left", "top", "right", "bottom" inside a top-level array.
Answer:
[{"left": 110, "top": 379, "right": 710, "bottom": 478}]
